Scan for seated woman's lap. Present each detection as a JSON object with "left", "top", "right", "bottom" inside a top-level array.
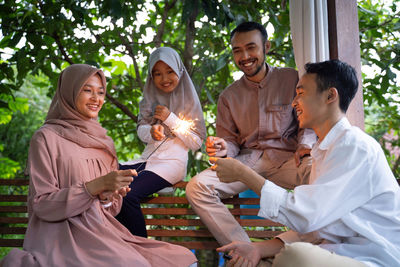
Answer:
[{"left": 119, "top": 162, "right": 172, "bottom": 199}]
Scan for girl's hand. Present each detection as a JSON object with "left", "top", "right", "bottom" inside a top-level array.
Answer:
[
  {"left": 151, "top": 124, "right": 165, "bottom": 141},
  {"left": 153, "top": 105, "right": 171, "bottom": 122}
]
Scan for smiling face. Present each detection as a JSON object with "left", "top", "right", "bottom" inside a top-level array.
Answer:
[
  {"left": 75, "top": 74, "right": 105, "bottom": 119},
  {"left": 292, "top": 73, "right": 329, "bottom": 130},
  {"left": 231, "top": 29, "right": 270, "bottom": 82},
  {"left": 152, "top": 60, "right": 179, "bottom": 93}
]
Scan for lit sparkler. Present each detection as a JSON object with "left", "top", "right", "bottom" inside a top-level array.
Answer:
[
  {"left": 172, "top": 113, "right": 197, "bottom": 136},
  {"left": 136, "top": 114, "right": 197, "bottom": 172}
]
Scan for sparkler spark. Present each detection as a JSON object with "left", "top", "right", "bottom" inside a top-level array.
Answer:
[
  {"left": 172, "top": 114, "right": 197, "bottom": 136},
  {"left": 136, "top": 115, "right": 198, "bottom": 172}
]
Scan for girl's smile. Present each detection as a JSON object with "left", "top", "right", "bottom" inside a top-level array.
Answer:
[{"left": 152, "top": 60, "right": 179, "bottom": 93}]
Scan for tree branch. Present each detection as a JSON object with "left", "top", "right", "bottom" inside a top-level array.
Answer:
[
  {"left": 52, "top": 33, "right": 74, "bottom": 65},
  {"left": 35, "top": 1, "right": 74, "bottom": 65},
  {"left": 359, "top": 14, "right": 399, "bottom": 33},
  {"left": 153, "top": 0, "right": 177, "bottom": 47},
  {"left": 183, "top": 3, "right": 198, "bottom": 74},
  {"left": 117, "top": 32, "right": 144, "bottom": 90},
  {"left": 106, "top": 91, "right": 137, "bottom": 122}
]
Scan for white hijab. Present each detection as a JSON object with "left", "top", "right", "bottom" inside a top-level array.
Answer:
[{"left": 138, "top": 47, "right": 206, "bottom": 140}]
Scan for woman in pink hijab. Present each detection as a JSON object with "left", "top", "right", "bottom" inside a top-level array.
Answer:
[{"left": 1, "top": 64, "right": 197, "bottom": 267}]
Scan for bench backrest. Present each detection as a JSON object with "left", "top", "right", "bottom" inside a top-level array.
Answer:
[{"left": 0, "top": 179, "right": 285, "bottom": 249}]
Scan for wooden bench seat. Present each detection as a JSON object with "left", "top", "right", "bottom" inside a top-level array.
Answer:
[{"left": 0, "top": 178, "right": 285, "bottom": 250}]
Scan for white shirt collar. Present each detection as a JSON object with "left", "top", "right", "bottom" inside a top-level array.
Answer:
[{"left": 314, "top": 117, "right": 351, "bottom": 152}]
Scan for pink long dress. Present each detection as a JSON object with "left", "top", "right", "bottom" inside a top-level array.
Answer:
[{"left": 1, "top": 64, "right": 197, "bottom": 267}]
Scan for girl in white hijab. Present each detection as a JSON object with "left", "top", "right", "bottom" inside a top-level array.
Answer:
[{"left": 117, "top": 47, "right": 206, "bottom": 237}]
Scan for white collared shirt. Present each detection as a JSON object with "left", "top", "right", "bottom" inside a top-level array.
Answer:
[{"left": 258, "top": 117, "right": 400, "bottom": 267}]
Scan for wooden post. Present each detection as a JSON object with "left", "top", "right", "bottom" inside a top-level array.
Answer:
[{"left": 328, "top": 0, "right": 364, "bottom": 129}]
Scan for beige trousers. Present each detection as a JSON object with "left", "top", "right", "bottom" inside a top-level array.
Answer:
[
  {"left": 186, "top": 154, "right": 312, "bottom": 245},
  {"left": 261, "top": 242, "right": 367, "bottom": 267}
]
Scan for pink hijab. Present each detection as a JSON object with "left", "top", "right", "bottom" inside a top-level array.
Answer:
[{"left": 44, "top": 64, "right": 116, "bottom": 159}]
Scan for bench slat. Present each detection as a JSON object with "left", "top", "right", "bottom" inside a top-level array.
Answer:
[
  {"left": 142, "top": 208, "right": 261, "bottom": 216},
  {"left": 0, "top": 195, "right": 27, "bottom": 202},
  {"left": 0, "top": 217, "right": 28, "bottom": 224},
  {"left": 146, "top": 219, "right": 205, "bottom": 226},
  {"left": 145, "top": 218, "right": 282, "bottom": 227},
  {"left": 168, "top": 241, "right": 219, "bottom": 250},
  {"left": 0, "top": 179, "right": 29, "bottom": 186},
  {"left": 0, "top": 239, "right": 24, "bottom": 247},
  {"left": 142, "top": 196, "right": 260, "bottom": 205},
  {"left": 148, "top": 229, "right": 283, "bottom": 238},
  {"left": 0, "top": 227, "right": 27, "bottom": 234},
  {"left": 0, "top": 206, "right": 27, "bottom": 213}
]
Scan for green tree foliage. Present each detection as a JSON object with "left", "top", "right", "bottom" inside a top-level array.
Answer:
[
  {"left": 358, "top": 0, "right": 400, "bottom": 177},
  {"left": 0, "top": 0, "right": 399, "bottom": 180},
  {"left": 0, "top": 73, "right": 51, "bottom": 173},
  {"left": 0, "top": 89, "right": 29, "bottom": 178},
  {"left": 0, "top": 0, "right": 293, "bottom": 179}
]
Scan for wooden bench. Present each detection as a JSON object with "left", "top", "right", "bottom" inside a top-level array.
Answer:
[{"left": 0, "top": 178, "right": 285, "bottom": 249}]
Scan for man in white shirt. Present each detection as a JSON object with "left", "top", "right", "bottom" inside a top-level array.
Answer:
[{"left": 212, "top": 59, "right": 400, "bottom": 267}]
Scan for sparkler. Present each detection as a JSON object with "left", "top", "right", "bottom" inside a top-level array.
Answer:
[
  {"left": 172, "top": 114, "right": 196, "bottom": 136},
  {"left": 136, "top": 114, "right": 197, "bottom": 171}
]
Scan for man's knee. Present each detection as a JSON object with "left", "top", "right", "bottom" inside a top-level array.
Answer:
[
  {"left": 273, "top": 242, "right": 320, "bottom": 267},
  {"left": 186, "top": 170, "right": 217, "bottom": 203},
  {"left": 185, "top": 175, "right": 200, "bottom": 201},
  {"left": 186, "top": 172, "right": 209, "bottom": 201}
]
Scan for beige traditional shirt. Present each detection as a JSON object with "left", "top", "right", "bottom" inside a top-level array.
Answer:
[{"left": 217, "top": 64, "right": 316, "bottom": 167}]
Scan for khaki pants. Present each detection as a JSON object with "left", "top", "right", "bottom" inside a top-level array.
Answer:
[
  {"left": 186, "top": 155, "right": 312, "bottom": 245},
  {"left": 261, "top": 242, "right": 366, "bottom": 267}
]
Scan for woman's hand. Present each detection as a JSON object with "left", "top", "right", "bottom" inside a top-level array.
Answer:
[
  {"left": 151, "top": 124, "right": 165, "bottom": 141},
  {"left": 116, "top": 185, "right": 131, "bottom": 197},
  {"left": 153, "top": 105, "right": 171, "bottom": 122},
  {"left": 99, "top": 185, "right": 131, "bottom": 202},
  {"left": 86, "top": 169, "right": 136, "bottom": 197}
]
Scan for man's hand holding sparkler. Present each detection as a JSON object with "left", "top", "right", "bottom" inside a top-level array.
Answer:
[
  {"left": 206, "top": 136, "right": 228, "bottom": 157},
  {"left": 209, "top": 156, "right": 264, "bottom": 196},
  {"left": 209, "top": 157, "right": 246, "bottom": 183}
]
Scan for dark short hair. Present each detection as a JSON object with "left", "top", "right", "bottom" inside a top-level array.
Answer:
[
  {"left": 230, "top": 21, "right": 268, "bottom": 44},
  {"left": 305, "top": 60, "right": 358, "bottom": 112}
]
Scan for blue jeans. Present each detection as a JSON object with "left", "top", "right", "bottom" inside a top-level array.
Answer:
[{"left": 116, "top": 162, "right": 172, "bottom": 237}]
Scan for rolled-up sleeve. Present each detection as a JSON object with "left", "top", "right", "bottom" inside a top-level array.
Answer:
[{"left": 258, "top": 180, "right": 287, "bottom": 218}]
